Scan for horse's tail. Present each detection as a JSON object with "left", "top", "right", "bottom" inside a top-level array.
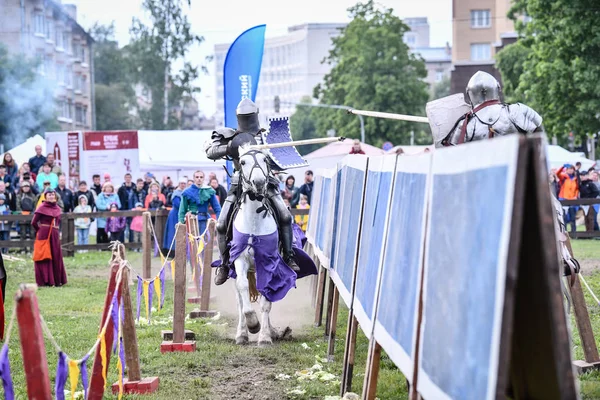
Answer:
[{"left": 248, "top": 269, "right": 260, "bottom": 303}]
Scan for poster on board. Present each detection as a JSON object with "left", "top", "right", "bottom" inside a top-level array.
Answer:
[
  {"left": 45, "top": 131, "right": 82, "bottom": 189},
  {"left": 80, "top": 131, "right": 140, "bottom": 187}
]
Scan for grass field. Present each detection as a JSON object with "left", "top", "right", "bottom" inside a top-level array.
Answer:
[{"left": 2, "top": 240, "right": 600, "bottom": 399}]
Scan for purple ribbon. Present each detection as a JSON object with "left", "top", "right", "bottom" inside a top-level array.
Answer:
[
  {"left": 0, "top": 344, "right": 14, "bottom": 400},
  {"left": 186, "top": 240, "right": 191, "bottom": 261},
  {"left": 55, "top": 352, "right": 68, "bottom": 400},
  {"left": 111, "top": 294, "right": 119, "bottom": 354},
  {"left": 136, "top": 277, "right": 143, "bottom": 321},
  {"left": 80, "top": 354, "right": 89, "bottom": 399},
  {"left": 148, "top": 282, "right": 154, "bottom": 324},
  {"left": 154, "top": 240, "right": 159, "bottom": 257},
  {"left": 159, "top": 267, "right": 166, "bottom": 309}
]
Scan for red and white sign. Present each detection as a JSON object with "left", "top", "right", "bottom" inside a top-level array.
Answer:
[{"left": 46, "top": 130, "right": 140, "bottom": 189}]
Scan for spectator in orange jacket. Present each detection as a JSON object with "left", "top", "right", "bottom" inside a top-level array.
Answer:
[{"left": 557, "top": 164, "right": 579, "bottom": 234}]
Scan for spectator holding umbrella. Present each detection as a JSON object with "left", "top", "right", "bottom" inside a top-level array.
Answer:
[{"left": 31, "top": 187, "right": 67, "bottom": 287}]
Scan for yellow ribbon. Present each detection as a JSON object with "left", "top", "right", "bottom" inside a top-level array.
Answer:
[
  {"left": 143, "top": 280, "right": 150, "bottom": 320},
  {"left": 196, "top": 236, "right": 204, "bottom": 257},
  {"left": 160, "top": 254, "right": 166, "bottom": 267},
  {"left": 68, "top": 359, "right": 79, "bottom": 400},
  {"left": 171, "top": 260, "right": 176, "bottom": 279},
  {"left": 100, "top": 329, "right": 108, "bottom": 387},
  {"left": 153, "top": 274, "right": 162, "bottom": 311}
]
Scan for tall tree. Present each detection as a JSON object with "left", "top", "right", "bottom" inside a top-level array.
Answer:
[
  {"left": 289, "top": 96, "right": 325, "bottom": 155},
  {"left": 129, "top": 0, "right": 206, "bottom": 130},
  {"left": 313, "top": 0, "right": 429, "bottom": 146},
  {"left": 90, "top": 23, "right": 136, "bottom": 130},
  {"left": 496, "top": 0, "right": 600, "bottom": 143},
  {"left": 0, "top": 45, "right": 57, "bottom": 148},
  {"left": 431, "top": 76, "right": 451, "bottom": 101}
]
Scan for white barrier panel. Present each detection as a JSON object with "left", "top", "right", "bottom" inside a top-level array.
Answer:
[
  {"left": 330, "top": 155, "right": 369, "bottom": 306},
  {"left": 417, "top": 135, "right": 519, "bottom": 400},
  {"left": 311, "top": 168, "right": 337, "bottom": 268},
  {"left": 353, "top": 155, "right": 397, "bottom": 340},
  {"left": 306, "top": 171, "right": 324, "bottom": 245},
  {"left": 372, "top": 153, "right": 432, "bottom": 383}
]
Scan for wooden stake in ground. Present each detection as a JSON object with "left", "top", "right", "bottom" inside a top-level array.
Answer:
[
  {"left": 362, "top": 341, "right": 382, "bottom": 400},
  {"left": 161, "top": 223, "right": 196, "bottom": 352},
  {"left": 327, "top": 287, "right": 340, "bottom": 362},
  {"left": 15, "top": 285, "right": 53, "bottom": 399},
  {"left": 189, "top": 219, "right": 218, "bottom": 319},
  {"left": 313, "top": 263, "right": 327, "bottom": 327},
  {"left": 142, "top": 212, "right": 152, "bottom": 279},
  {"left": 341, "top": 315, "right": 359, "bottom": 395}
]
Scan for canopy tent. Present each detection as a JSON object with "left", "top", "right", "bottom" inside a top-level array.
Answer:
[
  {"left": 547, "top": 145, "right": 595, "bottom": 171},
  {"left": 386, "top": 144, "right": 433, "bottom": 155},
  {"left": 1, "top": 134, "right": 46, "bottom": 166}
]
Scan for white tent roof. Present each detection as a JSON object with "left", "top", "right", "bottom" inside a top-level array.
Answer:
[
  {"left": 1, "top": 134, "right": 46, "bottom": 166},
  {"left": 547, "top": 145, "right": 595, "bottom": 171},
  {"left": 138, "top": 130, "right": 224, "bottom": 171}
]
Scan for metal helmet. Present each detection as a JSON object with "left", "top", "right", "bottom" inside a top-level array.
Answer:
[
  {"left": 236, "top": 98, "right": 261, "bottom": 134},
  {"left": 465, "top": 71, "right": 502, "bottom": 107}
]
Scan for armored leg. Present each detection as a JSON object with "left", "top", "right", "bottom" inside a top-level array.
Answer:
[
  {"left": 215, "top": 185, "right": 238, "bottom": 286},
  {"left": 268, "top": 190, "right": 300, "bottom": 272}
]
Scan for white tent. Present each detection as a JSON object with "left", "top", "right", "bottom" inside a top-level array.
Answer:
[
  {"left": 137, "top": 130, "right": 226, "bottom": 182},
  {"left": 1, "top": 134, "right": 46, "bottom": 166},
  {"left": 547, "top": 145, "right": 595, "bottom": 171}
]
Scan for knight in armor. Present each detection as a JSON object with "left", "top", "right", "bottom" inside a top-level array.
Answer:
[
  {"left": 441, "top": 71, "right": 543, "bottom": 146},
  {"left": 205, "top": 99, "right": 300, "bottom": 285}
]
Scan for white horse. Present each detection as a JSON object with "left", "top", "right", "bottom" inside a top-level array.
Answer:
[{"left": 233, "top": 148, "right": 292, "bottom": 346}]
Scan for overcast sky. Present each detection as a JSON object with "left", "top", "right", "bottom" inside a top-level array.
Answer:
[{"left": 69, "top": 0, "right": 452, "bottom": 116}]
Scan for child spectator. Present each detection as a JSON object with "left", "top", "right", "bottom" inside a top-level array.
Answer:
[
  {"left": 74, "top": 195, "right": 92, "bottom": 247},
  {"left": 105, "top": 203, "right": 126, "bottom": 242},
  {"left": 0, "top": 194, "right": 10, "bottom": 253},
  {"left": 130, "top": 202, "right": 144, "bottom": 252},
  {"left": 295, "top": 194, "right": 310, "bottom": 232}
]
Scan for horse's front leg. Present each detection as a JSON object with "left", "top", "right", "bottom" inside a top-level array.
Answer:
[
  {"left": 258, "top": 296, "right": 273, "bottom": 347},
  {"left": 235, "top": 285, "right": 249, "bottom": 345},
  {"left": 234, "top": 250, "right": 260, "bottom": 334}
]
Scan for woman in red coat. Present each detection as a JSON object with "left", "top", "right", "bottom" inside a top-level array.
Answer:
[{"left": 32, "top": 189, "right": 67, "bottom": 287}]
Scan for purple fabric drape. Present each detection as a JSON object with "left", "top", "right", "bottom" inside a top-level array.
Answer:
[
  {"left": 110, "top": 294, "right": 119, "bottom": 353},
  {"left": 80, "top": 354, "right": 89, "bottom": 399},
  {"left": 136, "top": 277, "right": 143, "bottom": 321},
  {"left": 159, "top": 267, "right": 166, "bottom": 309}
]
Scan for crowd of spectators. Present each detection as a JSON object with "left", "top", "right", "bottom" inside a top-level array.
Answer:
[{"left": 551, "top": 162, "right": 600, "bottom": 234}]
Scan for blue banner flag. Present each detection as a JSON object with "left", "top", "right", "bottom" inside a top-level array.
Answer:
[{"left": 223, "top": 24, "right": 267, "bottom": 186}]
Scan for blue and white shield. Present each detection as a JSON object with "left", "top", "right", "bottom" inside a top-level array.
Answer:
[{"left": 263, "top": 116, "right": 309, "bottom": 170}]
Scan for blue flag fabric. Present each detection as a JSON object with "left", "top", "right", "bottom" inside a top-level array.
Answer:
[{"left": 223, "top": 24, "right": 266, "bottom": 186}]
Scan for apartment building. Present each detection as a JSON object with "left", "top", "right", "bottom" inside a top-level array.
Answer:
[
  {"left": 0, "top": 0, "right": 95, "bottom": 131},
  {"left": 451, "top": 0, "right": 517, "bottom": 94},
  {"left": 214, "top": 19, "right": 452, "bottom": 125}
]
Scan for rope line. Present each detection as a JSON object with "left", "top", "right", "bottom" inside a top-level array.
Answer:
[
  {"left": 579, "top": 274, "right": 600, "bottom": 308},
  {"left": 2, "top": 303, "right": 17, "bottom": 345}
]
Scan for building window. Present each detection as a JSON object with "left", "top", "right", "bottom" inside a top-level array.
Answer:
[
  {"left": 63, "top": 31, "right": 71, "bottom": 53},
  {"left": 404, "top": 32, "right": 417, "bottom": 47},
  {"left": 65, "top": 65, "right": 72, "bottom": 87},
  {"left": 45, "top": 19, "right": 54, "bottom": 41},
  {"left": 435, "top": 69, "right": 444, "bottom": 82},
  {"left": 80, "top": 75, "right": 86, "bottom": 94},
  {"left": 75, "top": 105, "right": 87, "bottom": 124},
  {"left": 72, "top": 42, "right": 81, "bottom": 61},
  {"left": 470, "top": 43, "right": 491, "bottom": 60},
  {"left": 471, "top": 10, "right": 491, "bottom": 28},
  {"left": 34, "top": 13, "right": 45, "bottom": 35},
  {"left": 44, "top": 55, "right": 53, "bottom": 78},
  {"left": 55, "top": 27, "right": 62, "bottom": 48}
]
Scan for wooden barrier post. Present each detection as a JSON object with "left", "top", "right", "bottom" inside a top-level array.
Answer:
[
  {"left": 314, "top": 263, "right": 327, "bottom": 327},
  {"left": 142, "top": 212, "right": 152, "bottom": 279},
  {"left": 189, "top": 220, "right": 218, "bottom": 318},
  {"left": 154, "top": 211, "right": 166, "bottom": 255},
  {"left": 15, "top": 285, "right": 53, "bottom": 399},
  {"left": 111, "top": 249, "right": 160, "bottom": 393},
  {"left": 324, "top": 276, "right": 335, "bottom": 339},
  {"left": 89, "top": 263, "right": 121, "bottom": 400},
  {"left": 341, "top": 315, "right": 359, "bottom": 395},
  {"left": 161, "top": 223, "right": 196, "bottom": 352},
  {"left": 327, "top": 287, "right": 340, "bottom": 362},
  {"left": 362, "top": 341, "right": 382, "bottom": 400},
  {"left": 565, "top": 235, "right": 600, "bottom": 372}
]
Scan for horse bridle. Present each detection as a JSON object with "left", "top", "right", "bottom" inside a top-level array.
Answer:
[{"left": 239, "top": 150, "right": 270, "bottom": 189}]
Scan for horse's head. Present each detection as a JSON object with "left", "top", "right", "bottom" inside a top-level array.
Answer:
[{"left": 239, "top": 146, "right": 270, "bottom": 196}]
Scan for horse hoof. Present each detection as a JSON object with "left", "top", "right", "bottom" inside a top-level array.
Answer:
[
  {"left": 280, "top": 326, "right": 293, "bottom": 340},
  {"left": 235, "top": 335, "right": 249, "bottom": 345},
  {"left": 258, "top": 340, "right": 272, "bottom": 347},
  {"left": 245, "top": 311, "right": 261, "bottom": 334}
]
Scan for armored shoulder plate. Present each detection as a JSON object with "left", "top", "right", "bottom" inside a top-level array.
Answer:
[
  {"left": 212, "top": 127, "right": 237, "bottom": 141},
  {"left": 508, "top": 103, "right": 543, "bottom": 133}
]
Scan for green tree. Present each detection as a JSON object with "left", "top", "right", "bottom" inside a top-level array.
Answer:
[
  {"left": 90, "top": 23, "right": 136, "bottom": 130},
  {"left": 0, "top": 45, "right": 56, "bottom": 148},
  {"left": 313, "top": 0, "right": 429, "bottom": 147},
  {"left": 497, "top": 0, "right": 600, "bottom": 143},
  {"left": 289, "top": 96, "right": 325, "bottom": 155},
  {"left": 129, "top": 0, "right": 207, "bottom": 130}
]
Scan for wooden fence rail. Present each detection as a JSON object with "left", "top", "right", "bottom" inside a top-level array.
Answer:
[
  {"left": 559, "top": 198, "right": 600, "bottom": 238},
  {"left": 0, "top": 208, "right": 309, "bottom": 255}
]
